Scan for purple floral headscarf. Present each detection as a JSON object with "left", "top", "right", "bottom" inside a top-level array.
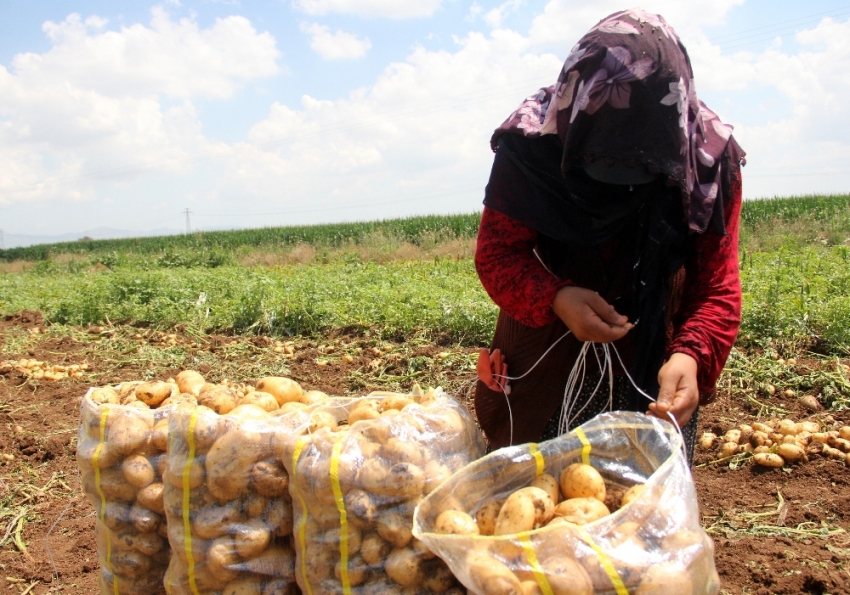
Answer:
[{"left": 491, "top": 8, "right": 745, "bottom": 234}]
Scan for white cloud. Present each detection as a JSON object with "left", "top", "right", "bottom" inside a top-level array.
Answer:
[
  {"left": 301, "top": 23, "right": 372, "bottom": 59},
  {"left": 482, "top": 0, "right": 526, "bottom": 29},
  {"left": 292, "top": 0, "right": 443, "bottom": 19},
  {"left": 0, "top": 8, "right": 280, "bottom": 208}
]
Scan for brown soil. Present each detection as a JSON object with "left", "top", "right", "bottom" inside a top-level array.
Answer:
[{"left": 1, "top": 311, "right": 848, "bottom": 594}]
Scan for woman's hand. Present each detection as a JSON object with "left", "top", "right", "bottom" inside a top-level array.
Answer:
[
  {"left": 649, "top": 352, "right": 699, "bottom": 426},
  {"left": 552, "top": 286, "right": 633, "bottom": 343}
]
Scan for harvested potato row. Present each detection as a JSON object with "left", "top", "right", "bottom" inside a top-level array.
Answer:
[
  {"left": 77, "top": 386, "right": 175, "bottom": 595},
  {"left": 164, "top": 400, "right": 301, "bottom": 595},
  {"left": 414, "top": 412, "right": 719, "bottom": 595},
  {"left": 280, "top": 388, "right": 486, "bottom": 595},
  {"left": 1, "top": 357, "right": 89, "bottom": 381},
  {"left": 700, "top": 416, "right": 850, "bottom": 468}
]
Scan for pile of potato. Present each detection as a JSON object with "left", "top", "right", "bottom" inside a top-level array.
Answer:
[
  {"left": 278, "top": 388, "right": 486, "bottom": 595},
  {"left": 163, "top": 373, "right": 309, "bottom": 595},
  {"left": 77, "top": 384, "right": 174, "bottom": 595},
  {"left": 2, "top": 357, "right": 88, "bottom": 381},
  {"left": 414, "top": 412, "right": 718, "bottom": 595},
  {"left": 701, "top": 416, "right": 850, "bottom": 468}
]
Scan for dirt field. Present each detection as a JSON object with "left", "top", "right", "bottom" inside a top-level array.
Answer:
[{"left": 1, "top": 310, "right": 848, "bottom": 595}]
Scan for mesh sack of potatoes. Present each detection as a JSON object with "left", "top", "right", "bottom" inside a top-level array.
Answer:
[
  {"left": 277, "top": 387, "right": 487, "bottom": 595},
  {"left": 76, "top": 379, "right": 186, "bottom": 595},
  {"left": 413, "top": 411, "right": 719, "bottom": 595},
  {"left": 163, "top": 396, "right": 301, "bottom": 595}
]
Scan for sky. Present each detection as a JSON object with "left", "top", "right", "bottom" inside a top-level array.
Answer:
[{"left": 1, "top": 0, "right": 850, "bottom": 246}]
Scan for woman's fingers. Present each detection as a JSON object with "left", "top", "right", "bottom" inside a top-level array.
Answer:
[
  {"left": 477, "top": 348, "right": 511, "bottom": 392},
  {"left": 477, "top": 348, "right": 498, "bottom": 390},
  {"left": 553, "top": 286, "right": 632, "bottom": 343}
]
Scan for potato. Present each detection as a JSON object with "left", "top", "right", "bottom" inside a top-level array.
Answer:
[
  {"left": 381, "top": 437, "right": 424, "bottom": 466},
  {"left": 107, "top": 413, "right": 153, "bottom": 456},
  {"left": 89, "top": 387, "right": 120, "bottom": 405},
  {"left": 777, "top": 443, "right": 807, "bottom": 463},
  {"left": 238, "top": 391, "right": 280, "bottom": 412},
  {"left": 475, "top": 499, "right": 502, "bottom": 536},
  {"left": 77, "top": 439, "right": 120, "bottom": 469},
  {"left": 421, "top": 559, "right": 457, "bottom": 593},
  {"left": 135, "top": 381, "right": 174, "bottom": 407},
  {"left": 635, "top": 562, "right": 693, "bottom": 595},
  {"left": 99, "top": 469, "right": 138, "bottom": 502},
  {"left": 102, "top": 501, "right": 130, "bottom": 530},
  {"left": 110, "top": 549, "right": 152, "bottom": 579},
  {"left": 309, "top": 410, "right": 338, "bottom": 433},
  {"left": 540, "top": 555, "right": 593, "bottom": 595},
  {"left": 256, "top": 377, "right": 303, "bottom": 406},
  {"left": 228, "top": 404, "right": 271, "bottom": 421},
  {"left": 361, "top": 532, "right": 392, "bottom": 567},
  {"left": 495, "top": 490, "right": 536, "bottom": 535},
  {"left": 345, "top": 489, "right": 378, "bottom": 527},
  {"left": 752, "top": 452, "right": 784, "bottom": 468},
  {"left": 236, "top": 545, "right": 295, "bottom": 577},
  {"left": 131, "top": 531, "right": 165, "bottom": 556},
  {"left": 348, "top": 400, "right": 381, "bottom": 425},
  {"left": 264, "top": 498, "right": 293, "bottom": 537},
  {"left": 381, "top": 462, "right": 426, "bottom": 499},
  {"left": 223, "top": 577, "right": 265, "bottom": 595},
  {"left": 278, "top": 402, "right": 307, "bottom": 414},
  {"left": 176, "top": 370, "right": 206, "bottom": 396},
  {"left": 385, "top": 548, "right": 424, "bottom": 586},
  {"left": 262, "top": 579, "right": 299, "bottom": 595},
  {"left": 466, "top": 551, "right": 522, "bottom": 595},
  {"left": 521, "top": 580, "right": 543, "bottom": 595},
  {"left": 301, "top": 390, "right": 330, "bottom": 406},
  {"left": 698, "top": 432, "right": 716, "bottom": 450},
  {"left": 149, "top": 418, "right": 169, "bottom": 452},
  {"left": 134, "top": 481, "right": 164, "bottom": 513},
  {"left": 434, "top": 510, "right": 480, "bottom": 535},
  {"left": 129, "top": 503, "right": 161, "bottom": 533},
  {"left": 778, "top": 419, "right": 798, "bottom": 436},
  {"left": 122, "top": 454, "right": 156, "bottom": 489},
  {"left": 380, "top": 394, "right": 415, "bottom": 412},
  {"left": 530, "top": 473, "right": 560, "bottom": 504},
  {"left": 193, "top": 501, "right": 244, "bottom": 539},
  {"left": 840, "top": 425, "right": 850, "bottom": 441},
  {"left": 723, "top": 429, "right": 741, "bottom": 444},
  {"left": 304, "top": 542, "right": 334, "bottom": 582},
  {"left": 117, "top": 381, "right": 144, "bottom": 401},
  {"left": 422, "top": 460, "right": 452, "bottom": 493},
  {"left": 559, "top": 464, "right": 605, "bottom": 502},
  {"left": 514, "top": 487, "right": 555, "bottom": 528},
  {"left": 205, "top": 428, "right": 265, "bottom": 500},
  {"left": 165, "top": 457, "right": 205, "bottom": 490},
  {"left": 245, "top": 494, "right": 268, "bottom": 518},
  {"left": 720, "top": 442, "right": 738, "bottom": 458},
  {"left": 233, "top": 519, "right": 272, "bottom": 558},
  {"left": 377, "top": 511, "right": 414, "bottom": 548},
  {"left": 620, "top": 484, "right": 646, "bottom": 508},
  {"left": 208, "top": 537, "right": 241, "bottom": 582},
  {"left": 251, "top": 460, "right": 289, "bottom": 497},
  {"left": 553, "top": 498, "right": 610, "bottom": 525},
  {"left": 199, "top": 387, "right": 238, "bottom": 415},
  {"left": 334, "top": 555, "right": 369, "bottom": 586}
]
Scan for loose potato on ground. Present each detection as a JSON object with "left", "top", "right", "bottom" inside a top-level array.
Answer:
[{"left": 559, "top": 463, "right": 606, "bottom": 502}]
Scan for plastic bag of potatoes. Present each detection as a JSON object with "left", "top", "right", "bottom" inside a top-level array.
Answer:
[
  {"left": 277, "top": 387, "right": 487, "bottom": 595},
  {"left": 413, "top": 411, "right": 719, "bottom": 595},
  {"left": 77, "top": 383, "right": 177, "bottom": 595},
  {"left": 163, "top": 398, "right": 301, "bottom": 595}
]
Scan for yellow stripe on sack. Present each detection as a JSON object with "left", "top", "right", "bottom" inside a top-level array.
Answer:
[
  {"left": 528, "top": 443, "right": 546, "bottom": 477},
  {"left": 575, "top": 427, "right": 592, "bottom": 466},
  {"left": 93, "top": 407, "right": 119, "bottom": 595},
  {"left": 576, "top": 527, "right": 628, "bottom": 595},
  {"left": 330, "top": 436, "right": 351, "bottom": 595},
  {"left": 182, "top": 411, "right": 200, "bottom": 595},
  {"left": 291, "top": 436, "right": 314, "bottom": 595},
  {"left": 518, "top": 532, "right": 554, "bottom": 595}
]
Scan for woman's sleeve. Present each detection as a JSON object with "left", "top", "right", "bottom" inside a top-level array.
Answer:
[
  {"left": 666, "top": 174, "right": 743, "bottom": 402},
  {"left": 475, "top": 207, "right": 571, "bottom": 327}
]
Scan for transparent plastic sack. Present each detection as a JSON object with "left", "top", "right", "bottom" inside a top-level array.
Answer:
[
  {"left": 163, "top": 402, "right": 298, "bottom": 595},
  {"left": 77, "top": 387, "right": 174, "bottom": 595},
  {"left": 278, "top": 389, "right": 487, "bottom": 595},
  {"left": 413, "top": 411, "right": 719, "bottom": 595}
]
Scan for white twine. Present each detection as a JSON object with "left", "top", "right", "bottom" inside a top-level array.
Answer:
[{"left": 482, "top": 331, "right": 687, "bottom": 456}]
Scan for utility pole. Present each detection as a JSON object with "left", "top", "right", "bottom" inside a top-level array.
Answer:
[
  {"left": 183, "top": 208, "right": 192, "bottom": 234},
  {"left": 0, "top": 229, "right": 4, "bottom": 250}
]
